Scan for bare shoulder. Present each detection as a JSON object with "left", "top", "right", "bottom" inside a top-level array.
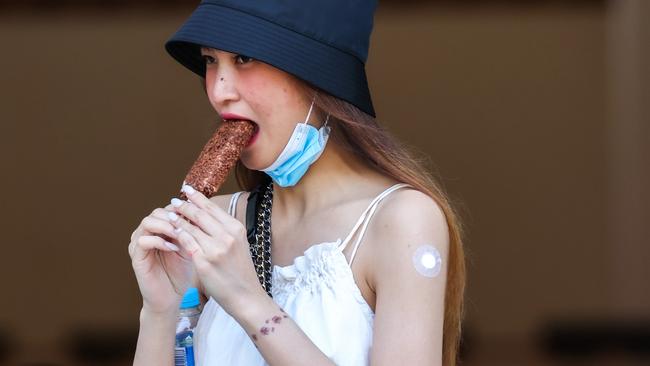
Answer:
[
  {"left": 375, "top": 187, "right": 448, "bottom": 240},
  {"left": 208, "top": 192, "right": 235, "bottom": 211},
  {"left": 208, "top": 191, "right": 250, "bottom": 217},
  {"left": 368, "top": 187, "right": 450, "bottom": 285}
]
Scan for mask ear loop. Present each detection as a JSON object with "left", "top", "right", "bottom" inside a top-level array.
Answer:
[
  {"left": 303, "top": 95, "right": 316, "bottom": 125},
  {"left": 323, "top": 114, "right": 330, "bottom": 127}
]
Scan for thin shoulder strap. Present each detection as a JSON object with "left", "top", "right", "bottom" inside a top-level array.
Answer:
[
  {"left": 228, "top": 191, "right": 244, "bottom": 217},
  {"left": 339, "top": 183, "right": 413, "bottom": 266}
]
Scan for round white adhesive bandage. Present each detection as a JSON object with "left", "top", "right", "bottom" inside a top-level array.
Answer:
[{"left": 412, "top": 245, "right": 442, "bottom": 278}]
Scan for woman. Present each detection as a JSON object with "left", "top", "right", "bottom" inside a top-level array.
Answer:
[{"left": 128, "top": 1, "right": 466, "bottom": 365}]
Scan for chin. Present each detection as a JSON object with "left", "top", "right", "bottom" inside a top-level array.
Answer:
[{"left": 239, "top": 154, "right": 267, "bottom": 172}]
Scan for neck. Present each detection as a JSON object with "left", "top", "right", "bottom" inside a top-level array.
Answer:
[{"left": 270, "top": 141, "right": 380, "bottom": 221}]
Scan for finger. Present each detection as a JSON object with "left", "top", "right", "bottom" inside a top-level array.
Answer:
[
  {"left": 168, "top": 214, "right": 209, "bottom": 256},
  {"left": 159, "top": 205, "right": 188, "bottom": 232},
  {"left": 170, "top": 213, "right": 229, "bottom": 260},
  {"left": 141, "top": 215, "right": 178, "bottom": 242},
  {"left": 131, "top": 207, "right": 167, "bottom": 242},
  {"left": 151, "top": 206, "right": 174, "bottom": 217},
  {"left": 169, "top": 198, "right": 221, "bottom": 237},
  {"left": 180, "top": 184, "right": 236, "bottom": 227},
  {"left": 129, "top": 235, "right": 180, "bottom": 262},
  {"left": 155, "top": 206, "right": 180, "bottom": 220}
]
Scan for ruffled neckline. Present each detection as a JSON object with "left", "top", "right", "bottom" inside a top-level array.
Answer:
[
  {"left": 269, "top": 237, "right": 375, "bottom": 318},
  {"left": 272, "top": 237, "right": 344, "bottom": 279}
]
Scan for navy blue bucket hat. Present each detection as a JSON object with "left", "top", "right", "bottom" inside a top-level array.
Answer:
[{"left": 165, "top": 0, "right": 378, "bottom": 117}]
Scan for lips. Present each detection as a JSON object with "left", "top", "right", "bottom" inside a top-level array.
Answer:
[
  {"left": 220, "top": 112, "right": 259, "bottom": 146},
  {"left": 246, "top": 127, "right": 260, "bottom": 146},
  {"left": 221, "top": 112, "right": 252, "bottom": 121},
  {"left": 221, "top": 113, "right": 258, "bottom": 130}
]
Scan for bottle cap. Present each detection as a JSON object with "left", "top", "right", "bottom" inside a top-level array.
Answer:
[{"left": 180, "top": 287, "right": 200, "bottom": 309}]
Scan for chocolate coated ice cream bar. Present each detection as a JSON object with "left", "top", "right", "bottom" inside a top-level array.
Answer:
[{"left": 179, "top": 120, "right": 255, "bottom": 200}]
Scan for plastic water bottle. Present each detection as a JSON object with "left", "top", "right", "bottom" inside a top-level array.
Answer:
[{"left": 175, "top": 287, "right": 201, "bottom": 366}]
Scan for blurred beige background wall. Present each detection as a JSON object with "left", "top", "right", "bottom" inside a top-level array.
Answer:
[{"left": 0, "top": 1, "right": 647, "bottom": 364}]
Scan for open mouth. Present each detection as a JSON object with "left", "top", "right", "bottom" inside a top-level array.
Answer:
[
  {"left": 222, "top": 119, "right": 259, "bottom": 146},
  {"left": 223, "top": 119, "right": 258, "bottom": 130},
  {"left": 247, "top": 124, "right": 260, "bottom": 145}
]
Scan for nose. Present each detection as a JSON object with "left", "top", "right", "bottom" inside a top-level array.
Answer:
[{"left": 206, "top": 68, "right": 239, "bottom": 108}]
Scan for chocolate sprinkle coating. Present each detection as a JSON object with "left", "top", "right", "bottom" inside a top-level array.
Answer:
[{"left": 179, "top": 120, "right": 255, "bottom": 199}]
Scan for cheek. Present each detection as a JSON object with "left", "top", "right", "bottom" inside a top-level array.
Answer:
[
  {"left": 240, "top": 75, "right": 277, "bottom": 120},
  {"left": 238, "top": 69, "right": 307, "bottom": 167},
  {"left": 240, "top": 71, "right": 299, "bottom": 119},
  {"left": 205, "top": 68, "right": 217, "bottom": 87},
  {"left": 205, "top": 69, "right": 217, "bottom": 102}
]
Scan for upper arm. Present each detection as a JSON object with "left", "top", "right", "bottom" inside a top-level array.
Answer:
[{"left": 368, "top": 189, "right": 449, "bottom": 366}]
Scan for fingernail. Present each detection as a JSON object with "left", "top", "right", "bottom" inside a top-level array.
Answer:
[
  {"left": 164, "top": 241, "right": 180, "bottom": 251},
  {"left": 171, "top": 198, "right": 184, "bottom": 207},
  {"left": 167, "top": 212, "right": 179, "bottom": 222},
  {"left": 182, "top": 184, "right": 196, "bottom": 195}
]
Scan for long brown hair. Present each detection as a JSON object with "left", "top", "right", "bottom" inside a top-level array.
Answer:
[{"left": 203, "top": 77, "right": 466, "bottom": 365}]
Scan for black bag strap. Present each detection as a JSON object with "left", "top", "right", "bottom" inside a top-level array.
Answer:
[{"left": 245, "top": 176, "right": 271, "bottom": 245}]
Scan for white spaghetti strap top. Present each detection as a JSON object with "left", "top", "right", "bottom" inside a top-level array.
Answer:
[
  {"left": 195, "top": 183, "right": 414, "bottom": 365},
  {"left": 338, "top": 183, "right": 412, "bottom": 266},
  {"left": 228, "top": 190, "right": 245, "bottom": 218}
]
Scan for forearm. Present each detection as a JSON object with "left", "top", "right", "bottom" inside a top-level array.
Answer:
[
  {"left": 133, "top": 308, "right": 178, "bottom": 366},
  {"left": 232, "top": 295, "right": 335, "bottom": 366}
]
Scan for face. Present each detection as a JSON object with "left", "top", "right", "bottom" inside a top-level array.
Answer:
[{"left": 199, "top": 47, "right": 320, "bottom": 170}]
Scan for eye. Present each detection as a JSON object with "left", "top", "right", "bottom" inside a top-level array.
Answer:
[
  {"left": 235, "top": 54, "right": 254, "bottom": 65},
  {"left": 201, "top": 54, "right": 215, "bottom": 65}
]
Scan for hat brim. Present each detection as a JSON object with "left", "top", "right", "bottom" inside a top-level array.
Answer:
[{"left": 164, "top": 2, "right": 375, "bottom": 117}]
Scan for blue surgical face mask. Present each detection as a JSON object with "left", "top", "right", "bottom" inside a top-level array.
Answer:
[{"left": 260, "top": 99, "right": 331, "bottom": 187}]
